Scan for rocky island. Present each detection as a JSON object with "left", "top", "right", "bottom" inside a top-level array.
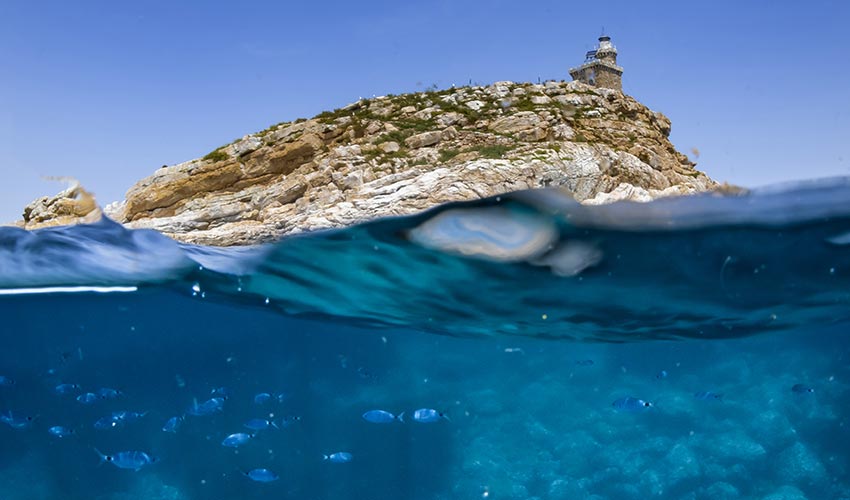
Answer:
[{"left": 18, "top": 79, "right": 715, "bottom": 246}]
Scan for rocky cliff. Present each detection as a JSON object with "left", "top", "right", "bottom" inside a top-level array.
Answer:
[{"left": 20, "top": 80, "right": 715, "bottom": 245}]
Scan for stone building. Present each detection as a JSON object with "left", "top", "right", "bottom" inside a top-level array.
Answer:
[{"left": 569, "top": 35, "right": 623, "bottom": 91}]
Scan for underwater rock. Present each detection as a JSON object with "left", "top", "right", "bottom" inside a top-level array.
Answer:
[
  {"left": 103, "top": 474, "right": 187, "bottom": 500},
  {"left": 703, "top": 481, "right": 741, "bottom": 499},
  {"left": 777, "top": 442, "right": 828, "bottom": 485},
  {"left": 761, "top": 485, "right": 809, "bottom": 500},
  {"left": 0, "top": 453, "right": 54, "bottom": 500}
]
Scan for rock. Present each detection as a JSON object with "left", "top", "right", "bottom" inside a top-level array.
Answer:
[
  {"left": 778, "top": 442, "right": 827, "bottom": 484},
  {"left": 465, "top": 100, "right": 486, "bottom": 111},
  {"left": 17, "top": 80, "right": 718, "bottom": 245},
  {"left": 489, "top": 112, "right": 548, "bottom": 141},
  {"left": 404, "top": 131, "right": 442, "bottom": 149},
  {"left": 761, "top": 485, "right": 808, "bottom": 500},
  {"left": 379, "top": 141, "right": 400, "bottom": 153},
  {"left": 21, "top": 180, "right": 102, "bottom": 230}
]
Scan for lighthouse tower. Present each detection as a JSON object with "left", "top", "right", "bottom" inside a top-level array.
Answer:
[{"left": 569, "top": 35, "right": 624, "bottom": 91}]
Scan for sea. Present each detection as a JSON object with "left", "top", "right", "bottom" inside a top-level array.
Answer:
[{"left": 1, "top": 180, "right": 849, "bottom": 500}]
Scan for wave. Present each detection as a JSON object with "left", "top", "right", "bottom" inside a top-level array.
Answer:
[{"left": 3, "top": 178, "right": 850, "bottom": 341}]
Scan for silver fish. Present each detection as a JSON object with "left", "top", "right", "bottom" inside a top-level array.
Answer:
[
  {"left": 323, "top": 451, "right": 353, "bottom": 463},
  {"left": 95, "top": 449, "right": 158, "bottom": 471},
  {"left": 162, "top": 416, "right": 184, "bottom": 433},
  {"left": 48, "top": 426, "right": 74, "bottom": 438},
  {"left": 0, "top": 411, "right": 35, "bottom": 429},
  {"left": 243, "top": 468, "right": 278, "bottom": 482},
  {"left": 186, "top": 397, "right": 225, "bottom": 416},
  {"left": 54, "top": 383, "right": 81, "bottom": 395},
  {"left": 362, "top": 410, "right": 404, "bottom": 423},
  {"left": 222, "top": 432, "right": 254, "bottom": 448},
  {"left": 412, "top": 408, "right": 449, "bottom": 423},
  {"left": 612, "top": 396, "right": 653, "bottom": 412}
]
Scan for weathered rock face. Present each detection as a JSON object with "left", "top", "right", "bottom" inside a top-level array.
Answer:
[
  {"left": 19, "top": 80, "right": 716, "bottom": 245},
  {"left": 19, "top": 181, "right": 103, "bottom": 230}
]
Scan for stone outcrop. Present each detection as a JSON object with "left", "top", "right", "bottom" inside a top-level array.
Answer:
[
  {"left": 19, "top": 180, "right": 103, "bottom": 230},
  {"left": 18, "top": 80, "right": 716, "bottom": 245}
]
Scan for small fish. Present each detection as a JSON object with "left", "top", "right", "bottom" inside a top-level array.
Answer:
[
  {"left": 412, "top": 408, "right": 450, "bottom": 423},
  {"left": 655, "top": 370, "right": 669, "bottom": 380},
  {"left": 186, "top": 397, "right": 225, "bottom": 416},
  {"left": 222, "top": 432, "right": 254, "bottom": 448},
  {"left": 48, "top": 426, "right": 75, "bottom": 438},
  {"left": 0, "top": 376, "right": 14, "bottom": 387},
  {"left": 112, "top": 410, "right": 148, "bottom": 422},
  {"left": 162, "top": 416, "right": 184, "bottom": 433},
  {"left": 357, "top": 367, "right": 378, "bottom": 381},
  {"left": 77, "top": 392, "right": 99, "bottom": 404},
  {"left": 279, "top": 415, "right": 302, "bottom": 428},
  {"left": 323, "top": 452, "right": 353, "bottom": 463},
  {"left": 54, "top": 383, "right": 81, "bottom": 395},
  {"left": 243, "top": 468, "right": 279, "bottom": 482},
  {"left": 253, "top": 393, "right": 272, "bottom": 405},
  {"left": 791, "top": 383, "right": 815, "bottom": 394},
  {"left": 244, "top": 418, "right": 278, "bottom": 431},
  {"left": 612, "top": 396, "right": 653, "bottom": 412},
  {"left": 694, "top": 391, "right": 723, "bottom": 401},
  {"left": 0, "top": 411, "right": 35, "bottom": 429},
  {"left": 94, "top": 415, "right": 124, "bottom": 430},
  {"left": 575, "top": 359, "right": 595, "bottom": 366},
  {"left": 95, "top": 449, "right": 158, "bottom": 471},
  {"left": 98, "top": 388, "right": 123, "bottom": 400},
  {"left": 362, "top": 410, "right": 404, "bottom": 423}
]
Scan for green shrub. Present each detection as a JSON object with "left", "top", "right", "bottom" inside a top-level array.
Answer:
[
  {"left": 203, "top": 149, "right": 229, "bottom": 162},
  {"left": 476, "top": 145, "right": 512, "bottom": 159},
  {"left": 439, "top": 149, "right": 460, "bottom": 162}
]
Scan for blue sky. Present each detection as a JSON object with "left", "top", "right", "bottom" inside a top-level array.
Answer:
[{"left": 2, "top": 0, "right": 848, "bottom": 222}]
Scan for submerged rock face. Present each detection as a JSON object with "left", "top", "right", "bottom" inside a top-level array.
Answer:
[{"left": 22, "top": 81, "right": 715, "bottom": 245}]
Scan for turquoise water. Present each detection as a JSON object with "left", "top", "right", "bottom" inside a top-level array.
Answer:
[{"left": 1, "top": 182, "right": 849, "bottom": 499}]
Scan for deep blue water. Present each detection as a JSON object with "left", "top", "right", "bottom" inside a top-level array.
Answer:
[{"left": 1, "top": 182, "right": 850, "bottom": 500}]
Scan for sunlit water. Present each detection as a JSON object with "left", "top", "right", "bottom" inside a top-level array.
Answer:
[{"left": 2, "top": 181, "right": 850, "bottom": 500}]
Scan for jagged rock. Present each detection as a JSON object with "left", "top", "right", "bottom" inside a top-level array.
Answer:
[
  {"left": 489, "top": 111, "right": 549, "bottom": 141},
  {"left": 16, "top": 80, "right": 718, "bottom": 245},
  {"left": 20, "top": 180, "right": 102, "bottom": 229},
  {"left": 405, "top": 131, "right": 442, "bottom": 149}
]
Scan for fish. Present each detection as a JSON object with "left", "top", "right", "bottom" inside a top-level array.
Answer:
[
  {"left": 278, "top": 415, "right": 302, "bottom": 428},
  {"left": 97, "top": 388, "right": 123, "bottom": 400},
  {"left": 54, "top": 383, "right": 81, "bottom": 395},
  {"left": 243, "top": 468, "right": 279, "bottom": 482},
  {"left": 0, "top": 375, "right": 14, "bottom": 387},
  {"left": 792, "top": 383, "right": 815, "bottom": 394},
  {"left": 412, "top": 408, "right": 450, "bottom": 423},
  {"left": 48, "top": 426, "right": 75, "bottom": 438},
  {"left": 95, "top": 449, "right": 158, "bottom": 471},
  {"left": 76, "top": 392, "right": 99, "bottom": 404},
  {"left": 655, "top": 370, "right": 669, "bottom": 380},
  {"left": 362, "top": 410, "right": 404, "bottom": 423},
  {"left": 575, "top": 359, "right": 595, "bottom": 366},
  {"left": 694, "top": 391, "right": 723, "bottom": 401},
  {"left": 0, "top": 411, "right": 35, "bottom": 429},
  {"left": 111, "top": 410, "right": 147, "bottom": 422},
  {"left": 253, "top": 393, "right": 272, "bottom": 405},
  {"left": 612, "top": 396, "right": 653, "bottom": 412},
  {"left": 222, "top": 432, "right": 254, "bottom": 448},
  {"left": 244, "top": 418, "right": 278, "bottom": 431},
  {"left": 94, "top": 415, "right": 124, "bottom": 430},
  {"left": 357, "top": 367, "right": 378, "bottom": 381},
  {"left": 323, "top": 452, "right": 353, "bottom": 463},
  {"left": 162, "top": 416, "right": 184, "bottom": 433},
  {"left": 186, "top": 397, "right": 225, "bottom": 416}
]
